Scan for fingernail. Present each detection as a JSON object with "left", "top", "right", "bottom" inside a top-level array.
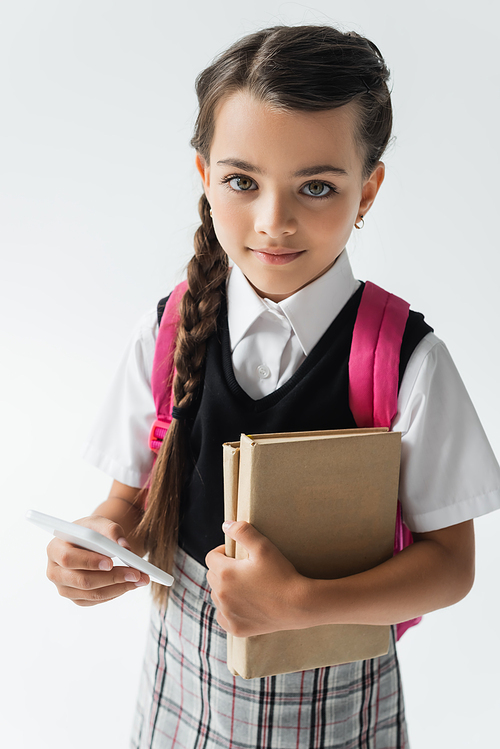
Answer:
[
  {"left": 117, "top": 538, "right": 130, "bottom": 548},
  {"left": 222, "top": 521, "right": 234, "bottom": 531},
  {"left": 134, "top": 579, "right": 148, "bottom": 587},
  {"left": 124, "top": 571, "right": 139, "bottom": 582},
  {"left": 99, "top": 559, "right": 113, "bottom": 571}
]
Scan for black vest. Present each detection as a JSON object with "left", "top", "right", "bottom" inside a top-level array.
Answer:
[{"left": 158, "top": 283, "right": 433, "bottom": 567}]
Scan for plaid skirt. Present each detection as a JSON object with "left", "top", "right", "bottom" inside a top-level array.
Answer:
[{"left": 131, "top": 547, "right": 410, "bottom": 749}]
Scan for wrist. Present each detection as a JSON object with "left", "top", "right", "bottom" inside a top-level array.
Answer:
[{"left": 291, "top": 574, "right": 337, "bottom": 630}]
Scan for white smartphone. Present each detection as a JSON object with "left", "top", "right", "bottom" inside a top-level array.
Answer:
[{"left": 26, "top": 509, "right": 174, "bottom": 587}]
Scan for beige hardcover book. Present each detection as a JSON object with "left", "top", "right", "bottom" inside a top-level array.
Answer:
[{"left": 222, "top": 428, "right": 401, "bottom": 680}]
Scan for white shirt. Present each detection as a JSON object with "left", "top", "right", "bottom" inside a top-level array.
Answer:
[
  {"left": 82, "top": 251, "right": 500, "bottom": 534},
  {"left": 228, "top": 250, "right": 360, "bottom": 399}
]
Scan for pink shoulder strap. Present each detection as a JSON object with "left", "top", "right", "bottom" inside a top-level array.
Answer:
[
  {"left": 148, "top": 280, "right": 188, "bottom": 453},
  {"left": 349, "top": 281, "right": 421, "bottom": 640},
  {"left": 349, "top": 281, "right": 410, "bottom": 428}
]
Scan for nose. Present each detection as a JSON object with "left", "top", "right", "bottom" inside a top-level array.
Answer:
[{"left": 253, "top": 190, "right": 297, "bottom": 238}]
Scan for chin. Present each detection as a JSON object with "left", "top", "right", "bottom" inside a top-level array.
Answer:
[{"left": 253, "top": 280, "right": 304, "bottom": 302}]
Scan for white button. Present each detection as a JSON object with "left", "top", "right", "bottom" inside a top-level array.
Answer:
[{"left": 257, "top": 364, "right": 271, "bottom": 379}]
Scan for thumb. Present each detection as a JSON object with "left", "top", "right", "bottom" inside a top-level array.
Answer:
[
  {"left": 222, "top": 520, "right": 267, "bottom": 556},
  {"left": 75, "top": 516, "right": 132, "bottom": 551}
]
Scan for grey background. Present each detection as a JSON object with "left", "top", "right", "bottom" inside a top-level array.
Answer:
[{"left": 2, "top": 1, "right": 499, "bottom": 747}]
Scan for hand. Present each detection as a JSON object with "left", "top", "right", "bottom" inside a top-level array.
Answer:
[
  {"left": 46, "top": 515, "right": 150, "bottom": 606},
  {"left": 205, "top": 521, "right": 307, "bottom": 637}
]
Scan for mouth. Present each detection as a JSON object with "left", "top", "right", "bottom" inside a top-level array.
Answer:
[{"left": 249, "top": 247, "right": 305, "bottom": 266}]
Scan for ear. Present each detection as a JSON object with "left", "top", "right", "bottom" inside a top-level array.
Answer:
[
  {"left": 195, "top": 152, "right": 211, "bottom": 196},
  {"left": 357, "top": 161, "right": 385, "bottom": 221}
]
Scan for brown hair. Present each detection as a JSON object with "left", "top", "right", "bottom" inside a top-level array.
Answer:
[{"left": 136, "top": 24, "right": 393, "bottom": 605}]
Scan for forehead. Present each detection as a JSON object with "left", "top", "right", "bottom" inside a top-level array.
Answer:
[{"left": 210, "top": 90, "right": 363, "bottom": 176}]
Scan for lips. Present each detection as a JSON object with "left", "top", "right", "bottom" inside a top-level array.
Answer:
[
  {"left": 250, "top": 247, "right": 305, "bottom": 266},
  {"left": 251, "top": 247, "right": 301, "bottom": 255}
]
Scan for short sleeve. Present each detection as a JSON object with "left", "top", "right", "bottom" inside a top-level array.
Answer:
[
  {"left": 81, "top": 308, "right": 158, "bottom": 488},
  {"left": 394, "top": 333, "right": 500, "bottom": 532}
]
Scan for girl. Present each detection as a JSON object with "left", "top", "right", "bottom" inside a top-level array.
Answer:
[{"left": 46, "top": 24, "right": 500, "bottom": 748}]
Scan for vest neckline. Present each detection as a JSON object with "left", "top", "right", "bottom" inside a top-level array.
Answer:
[{"left": 217, "top": 283, "right": 364, "bottom": 412}]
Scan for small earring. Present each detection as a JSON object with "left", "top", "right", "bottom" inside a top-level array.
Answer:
[
  {"left": 354, "top": 216, "right": 365, "bottom": 230},
  {"left": 209, "top": 208, "right": 213, "bottom": 218}
]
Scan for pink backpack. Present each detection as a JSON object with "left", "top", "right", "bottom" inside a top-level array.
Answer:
[{"left": 148, "top": 279, "right": 421, "bottom": 640}]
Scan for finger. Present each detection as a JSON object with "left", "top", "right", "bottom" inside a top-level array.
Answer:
[
  {"left": 221, "top": 521, "right": 268, "bottom": 557},
  {"left": 74, "top": 516, "right": 130, "bottom": 548},
  {"left": 205, "top": 543, "right": 229, "bottom": 572},
  {"left": 206, "top": 569, "right": 214, "bottom": 589},
  {"left": 74, "top": 593, "right": 127, "bottom": 607},
  {"left": 57, "top": 578, "right": 148, "bottom": 604},
  {"left": 47, "top": 558, "right": 149, "bottom": 590},
  {"left": 215, "top": 609, "right": 231, "bottom": 633},
  {"left": 209, "top": 586, "right": 221, "bottom": 609},
  {"left": 48, "top": 537, "right": 116, "bottom": 572},
  {"left": 60, "top": 567, "right": 149, "bottom": 591}
]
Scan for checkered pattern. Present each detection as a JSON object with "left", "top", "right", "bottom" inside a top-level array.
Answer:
[{"left": 131, "top": 547, "right": 409, "bottom": 748}]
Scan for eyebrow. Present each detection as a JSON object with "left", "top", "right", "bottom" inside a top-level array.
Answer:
[{"left": 216, "top": 158, "right": 348, "bottom": 178}]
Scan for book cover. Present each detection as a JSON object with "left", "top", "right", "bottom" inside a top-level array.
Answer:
[{"left": 222, "top": 428, "right": 401, "bottom": 679}]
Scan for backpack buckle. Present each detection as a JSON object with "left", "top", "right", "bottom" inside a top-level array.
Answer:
[{"left": 149, "top": 418, "right": 170, "bottom": 454}]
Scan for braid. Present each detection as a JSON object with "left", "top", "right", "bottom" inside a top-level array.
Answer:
[
  {"left": 135, "top": 193, "right": 228, "bottom": 606},
  {"left": 174, "top": 195, "right": 228, "bottom": 409}
]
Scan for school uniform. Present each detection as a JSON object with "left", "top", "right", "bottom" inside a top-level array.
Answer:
[{"left": 83, "top": 250, "right": 500, "bottom": 748}]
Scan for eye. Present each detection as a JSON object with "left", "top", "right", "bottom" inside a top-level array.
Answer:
[
  {"left": 220, "top": 174, "right": 257, "bottom": 192},
  {"left": 301, "top": 181, "right": 337, "bottom": 199}
]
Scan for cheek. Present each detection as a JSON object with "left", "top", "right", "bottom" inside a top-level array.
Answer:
[
  {"left": 212, "top": 201, "right": 248, "bottom": 248},
  {"left": 321, "top": 194, "right": 359, "bottom": 235},
  {"left": 217, "top": 200, "right": 244, "bottom": 227},
  {"left": 312, "top": 202, "right": 355, "bottom": 242}
]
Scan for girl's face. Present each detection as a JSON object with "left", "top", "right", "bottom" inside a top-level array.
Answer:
[{"left": 196, "top": 91, "right": 384, "bottom": 302}]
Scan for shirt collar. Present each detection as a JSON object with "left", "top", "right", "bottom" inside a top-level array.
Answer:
[
  {"left": 226, "top": 263, "right": 271, "bottom": 351},
  {"left": 226, "top": 249, "right": 361, "bottom": 354}
]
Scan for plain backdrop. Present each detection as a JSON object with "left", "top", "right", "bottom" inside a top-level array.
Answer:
[{"left": 2, "top": 1, "right": 499, "bottom": 747}]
